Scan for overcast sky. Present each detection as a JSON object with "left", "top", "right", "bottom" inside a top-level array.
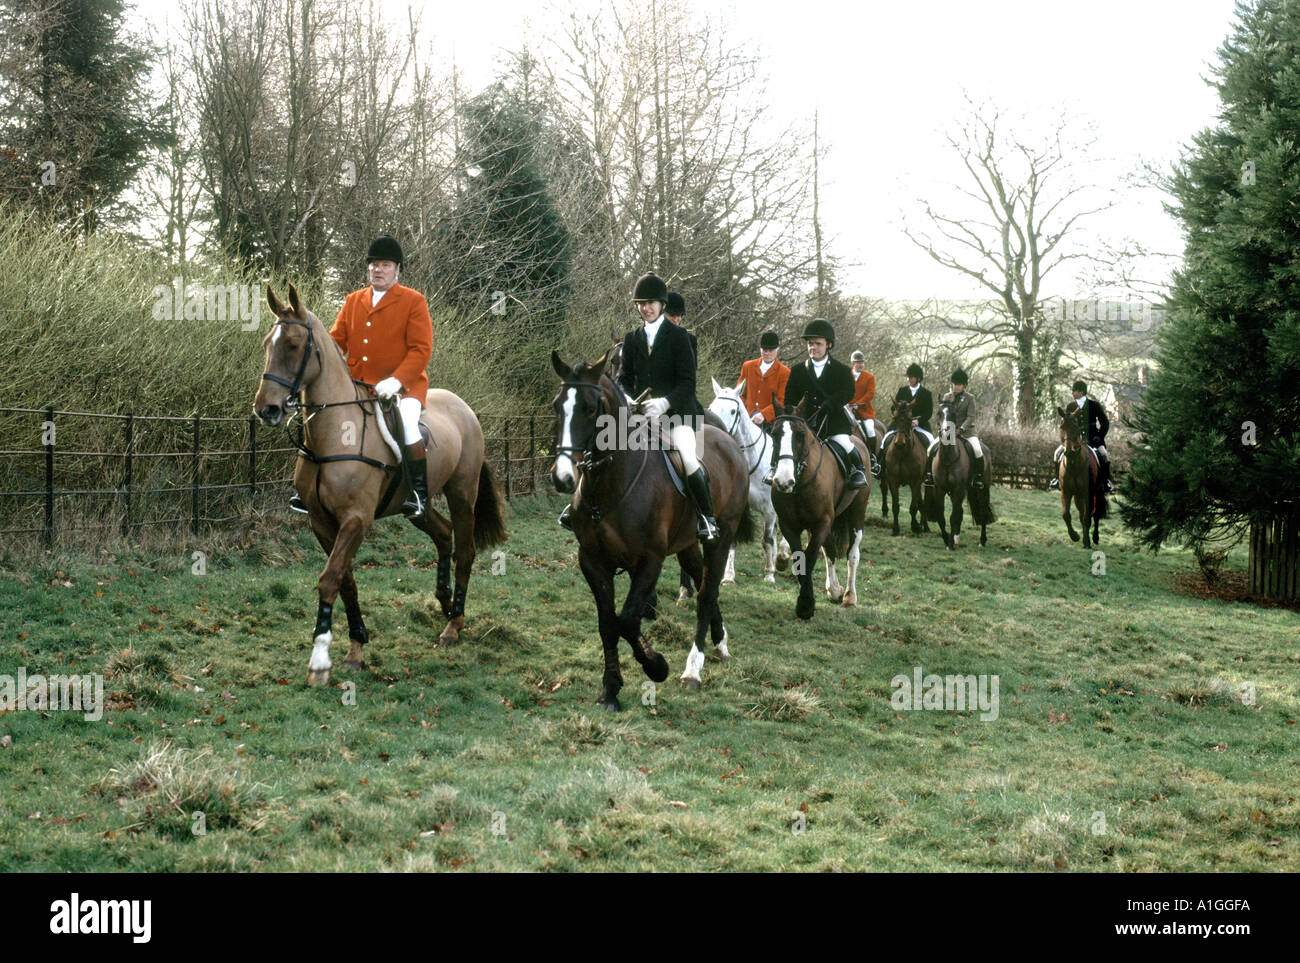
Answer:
[{"left": 133, "top": 0, "right": 1239, "bottom": 300}]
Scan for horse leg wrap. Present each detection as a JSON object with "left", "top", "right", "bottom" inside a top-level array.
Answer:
[
  {"left": 436, "top": 555, "right": 452, "bottom": 597},
  {"left": 345, "top": 603, "right": 368, "bottom": 645},
  {"left": 449, "top": 584, "right": 467, "bottom": 620},
  {"left": 314, "top": 601, "right": 333, "bottom": 638}
]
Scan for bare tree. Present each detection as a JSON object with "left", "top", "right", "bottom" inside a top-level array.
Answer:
[{"left": 904, "top": 101, "right": 1113, "bottom": 425}]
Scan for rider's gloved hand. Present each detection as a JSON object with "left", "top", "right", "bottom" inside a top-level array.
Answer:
[
  {"left": 375, "top": 377, "right": 403, "bottom": 400},
  {"left": 643, "top": 397, "right": 670, "bottom": 419}
]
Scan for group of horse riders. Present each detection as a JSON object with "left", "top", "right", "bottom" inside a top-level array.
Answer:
[{"left": 293, "top": 236, "right": 1113, "bottom": 541}]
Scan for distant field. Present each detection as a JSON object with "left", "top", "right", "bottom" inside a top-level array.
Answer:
[{"left": 0, "top": 487, "right": 1295, "bottom": 871}]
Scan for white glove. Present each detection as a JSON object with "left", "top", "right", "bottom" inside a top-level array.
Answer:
[
  {"left": 375, "top": 376, "right": 403, "bottom": 399},
  {"left": 643, "top": 397, "right": 670, "bottom": 419}
]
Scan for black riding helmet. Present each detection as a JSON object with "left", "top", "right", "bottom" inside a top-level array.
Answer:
[
  {"left": 760, "top": 331, "right": 780, "bottom": 350},
  {"left": 665, "top": 290, "right": 686, "bottom": 316},
  {"left": 802, "top": 318, "right": 835, "bottom": 346},
  {"left": 366, "top": 234, "right": 403, "bottom": 264},
  {"left": 906, "top": 363, "right": 924, "bottom": 380},
  {"left": 632, "top": 273, "right": 669, "bottom": 302}
]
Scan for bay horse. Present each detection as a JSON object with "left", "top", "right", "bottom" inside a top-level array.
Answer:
[
  {"left": 925, "top": 402, "right": 994, "bottom": 549},
  {"left": 882, "top": 399, "right": 930, "bottom": 537},
  {"left": 847, "top": 407, "right": 890, "bottom": 519},
  {"left": 551, "top": 351, "right": 753, "bottom": 709},
  {"left": 1056, "top": 404, "right": 1105, "bottom": 547},
  {"left": 769, "top": 400, "right": 870, "bottom": 619},
  {"left": 607, "top": 327, "right": 728, "bottom": 609},
  {"left": 708, "top": 378, "right": 792, "bottom": 584},
  {"left": 253, "top": 285, "right": 506, "bottom": 686}
]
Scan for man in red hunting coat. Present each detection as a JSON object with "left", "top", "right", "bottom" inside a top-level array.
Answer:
[{"left": 736, "top": 331, "right": 790, "bottom": 429}]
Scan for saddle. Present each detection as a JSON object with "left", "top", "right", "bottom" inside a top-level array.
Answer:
[
  {"left": 640, "top": 411, "right": 689, "bottom": 496},
  {"left": 378, "top": 400, "right": 431, "bottom": 452}
]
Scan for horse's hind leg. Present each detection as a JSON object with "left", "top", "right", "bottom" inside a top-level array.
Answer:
[
  {"left": 677, "top": 565, "right": 695, "bottom": 604},
  {"left": 843, "top": 526, "right": 863, "bottom": 607},
  {"left": 621, "top": 556, "right": 670, "bottom": 687},
  {"left": 339, "top": 568, "right": 368, "bottom": 670},
  {"left": 413, "top": 507, "right": 455, "bottom": 617},
  {"left": 821, "top": 545, "right": 845, "bottom": 602},
  {"left": 578, "top": 549, "right": 625, "bottom": 712},
  {"left": 684, "top": 540, "right": 729, "bottom": 689},
  {"left": 441, "top": 486, "right": 479, "bottom": 644}
]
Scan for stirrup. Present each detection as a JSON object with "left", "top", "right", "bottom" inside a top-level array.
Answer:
[
  {"left": 870, "top": 457, "right": 882, "bottom": 477},
  {"left": 697, "top": 515, "right": 720, "bottom": 543},
  {"left": 558, "top": 505, "right": 574, "bottom": 530},
  {"left": 848, "top": 470, "right": 869, "bottom": 489},
  {"left": 402, "top": 494, "right": 426, "bottom": 518},
  {"left": 1048, "top": 477, "right": 1060, "bottom": 490},
  {"left": 289, "top": 494, "right": 308, "bottom": 514}
]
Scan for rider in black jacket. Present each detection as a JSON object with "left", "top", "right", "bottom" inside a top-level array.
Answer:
[{"left": 779, "top": 319, "right": 869, "bottom": 489}]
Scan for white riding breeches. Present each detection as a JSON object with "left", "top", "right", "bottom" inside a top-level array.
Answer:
[
  {"left": 1096, "top": 444, "right": 1108, "bottom": 459},
  {"left": 398, "top": 396, "right": 423, "bottom": 446},
  {"left": 915, "top": 427, "right": 935, "bottom": 447},
  {"left": 829, "top": 433, "right": 854, "bottom": 453},
  {"left": 857, "top": 418, "right": 876, "bottom": 438},
  {"left": 668, "top": 421, "right": 702, "bottom": 475},
  {"left": 1053, "top": 444, "right": 1064, "bottom": 462},
  {"left": 928, "top": 434, "right": 982, "bottom": 458}
]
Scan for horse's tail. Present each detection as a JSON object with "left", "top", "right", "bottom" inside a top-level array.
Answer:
[
  {"left": 924, "top": 483, "right": 943, "bottom": 522},
  {"left": 473, "top": 461, "right": 508, "bottom": 548},
  {"left": 735, "top": 502, "right": 757, "bottom": 544}
]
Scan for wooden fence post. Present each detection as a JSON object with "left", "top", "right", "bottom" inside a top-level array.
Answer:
[{"left": 528, "top": 415, "right": 536, "bottom": 496}]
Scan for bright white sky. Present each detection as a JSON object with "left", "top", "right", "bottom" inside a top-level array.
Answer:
[{"left": 130, "top": 0, "right": 1238, "bottom": 300}]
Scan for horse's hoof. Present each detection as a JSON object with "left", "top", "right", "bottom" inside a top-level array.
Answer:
[
  {"left": 842, "top": 594, "right": 857, "bottom": 608},
  {"left": 796, "top": 599, "right": 814, "bottom": 620},
  {"left": 306, "top": 669, "right": 331, "bottom": 687},
  {"left": 675, "top": 590, "right": 690, "bottom": 606},
  {"left": 721, "top": 576, "right": 735, "bottom": 585},
  {"left": 682, "top": 678, "right": 700, "bottom": 692},
  {"left": 439, "top": 627, "right": 460, "bottom": 645},
  {"left": 763, "top": 574, "right": 775, "bottom": 584},
  {"left": 647, "top": 653, "right": 670, "bottom": 683},
  {"left": 1068, "top": 530, "right": 1080, "bottom": 542},
  {"left": 342, "top": 659, "right": 366, "bottom": 671},
  {"left": 775, "top": 556, "right": 790, "bottom": 572},
  {"left": 600, "top": 698, "right": 621, "bottom": 713},
  {"left": 712, "top": 648, "right": 731, "bottom": 662}
]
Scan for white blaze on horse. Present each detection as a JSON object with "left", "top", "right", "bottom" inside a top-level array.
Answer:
[{"left": 708, "top": 378, "right": 791, "bottom": 583}]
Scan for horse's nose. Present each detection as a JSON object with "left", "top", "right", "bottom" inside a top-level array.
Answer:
[
  {"left": 553, "top": 472, "right": 574, "bottom": 495},
  {"left": 257, "top": 404, "right": 283, "bottom": 426}
]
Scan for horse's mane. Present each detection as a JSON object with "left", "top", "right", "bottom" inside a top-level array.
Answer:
[{"left": 572, "top": 361, "right": 629, "bottom": 408}]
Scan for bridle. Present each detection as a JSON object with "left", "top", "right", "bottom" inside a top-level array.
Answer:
[
  {"left": 769, "top": 414, "right": 825, "bottom": 491},
  {"left": 554, "top": 379, "right": 613, "bottom": 473},
  {"left": 261, "top": 317, "right": 320, "bottom": 403},
  {"left": 712, "top": 393, "right": 766, "bottom": 475}
]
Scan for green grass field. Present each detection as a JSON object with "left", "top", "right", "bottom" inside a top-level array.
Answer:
[{"left": 0, "top": 487, "right": 1296, "bottom": 871}]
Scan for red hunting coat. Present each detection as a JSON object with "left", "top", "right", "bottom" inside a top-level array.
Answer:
[
  {"left": 850, "top": 369, "right": 876, "bottom": 421},
  {"left": 329, "top": 284, "right": 433, "bottom": 401},
  {"left": 737, "top": 357, "right": 791, "bottom": 423}
]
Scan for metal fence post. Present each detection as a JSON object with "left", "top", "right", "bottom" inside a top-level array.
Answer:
[
  {"left": 248, "top": 416, "right": 257, "bottom": 498},
  {"left": 44, "top": 405, "right": 54, "bottom": 548},
  {"left": 191, "top": 413, "right": 201, "bottom": 534},
  {"left": 503, "top": 417, "right": 512, "bottom": 501},
  {"left": 528, "top": 415, "right": 536, "bottom": 495},
  {"left": 122, "top": 413, "right": 133, "bottom": 538}
]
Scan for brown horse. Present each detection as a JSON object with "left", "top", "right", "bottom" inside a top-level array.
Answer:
[
  {"left": 253, "top": 285, "right": 506, "bottom": 686},
  {"left": 769, "top": 400, "right": 870, "bottom": 619},
  {"left": 925, "top": 402, "right": 994, "bottom": 549},
  {"left": 883, "top": 400, "right": 930, "bottom": 537},
  {"left": 1056, "top": 404, "right": 1105, "bottom": 547},
  {"left": 551, "top": 351, "right": 752, "bottom": 710}
]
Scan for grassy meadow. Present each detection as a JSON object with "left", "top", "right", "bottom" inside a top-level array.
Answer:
[{"left": 0, "top": 486, "right": 1296, "bottom": 872}]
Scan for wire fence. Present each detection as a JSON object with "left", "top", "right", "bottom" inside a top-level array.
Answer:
[{"left": 0, "top": 406, "right": 1115, "bottom": 548}]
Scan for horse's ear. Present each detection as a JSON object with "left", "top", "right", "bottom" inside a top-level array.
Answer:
[
  {"left": 610, "top": 326, "right": 619, "bottom": 344},
  {"left": 712, "top": 376, "right": 724, "bottom": 397},
  {"left": 593, "top": 351, "right": 608, "bottom": 377},
  {"left": 287, "top": 284, "right": 304, "bottom": 319},
  {"left": 736, "top": 378, "right": 746, "bottom": 397},
  {"left": 551, "top": 350, "right": 571, "bottom": 380},
  {"left": 267, "top": 286, "right": 287, "bottom": 317}
]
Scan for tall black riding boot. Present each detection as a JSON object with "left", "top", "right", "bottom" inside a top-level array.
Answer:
[
  {"left": 1101, "top": 457, "right": 1113, "bottom": 492},
  {"left": 402, "top": 441, "right": 429, "bottom": 518},
  {"left": 685, "top": 467, "right": 720, "bottom": 543},
  {"left": 845, "top": 447, "right": 869, "bottom": 489},
  {"left": 971, "top": 455, "right": 986, "bottom": 490},
  {"left": 868, "top": 436, "right": 882, "bottom": 476}
]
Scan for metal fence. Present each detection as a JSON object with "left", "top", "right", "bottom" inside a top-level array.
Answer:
[{"left": 0, "top": 406, "right": 1102, "bottom": 547}]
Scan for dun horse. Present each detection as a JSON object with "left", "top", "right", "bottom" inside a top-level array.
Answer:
[
  {"left": 551, "top": 351, "right": 753, "bottom": 709},
  {"left": 708, "top": 378, "right": 792, "bottom": 583},
  {"left": 1056, "top": 404, "right": 1106, "bottom": 547},
  {"left": 769, "top": 400, "right": 870, "bottom": 619},
  {"left": 253, "top": 285, "right": 506, "bottom": 686},
  {"left": 925, "top": 402, "right": 994, "bottom": 549},
  {"left": 882, "top": 400, "right": 930, "bottom": 536}
]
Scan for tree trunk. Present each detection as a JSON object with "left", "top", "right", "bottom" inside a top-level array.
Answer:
[
  {"left": 1014, "top": 329, "right": 1037, "bottom": 427},
  {"left": 1249, "top": 516, "right": 1299, "bottom": 600}
]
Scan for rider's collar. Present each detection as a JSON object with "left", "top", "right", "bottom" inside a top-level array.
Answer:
[{"left": 644, "top": 315, "right": 665, "bottom": 345}]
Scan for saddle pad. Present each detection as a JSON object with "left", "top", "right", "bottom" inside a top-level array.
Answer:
[
  {"left": 380, "top": 402, "right": 430, "bottom": 449},
  {"left": 661, "top": 449, "right": 687, "bottom": 496}
]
